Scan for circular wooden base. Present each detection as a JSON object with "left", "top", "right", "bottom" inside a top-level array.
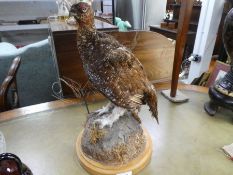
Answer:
[{"left": 76, "top": 128, "right": 152, "bottom": 175}]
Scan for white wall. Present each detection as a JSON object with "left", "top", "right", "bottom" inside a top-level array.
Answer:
[
  {"left": 187, "top": 0, "right": 225, "bottom": 83},
  {"left": 145, "top": 0, "right": 167, "bottom": 29}
]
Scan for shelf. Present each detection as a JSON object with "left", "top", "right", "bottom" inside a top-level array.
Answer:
[
  {"left": 149, "top": 25, "right": 196, "bottom": 45},
  {"left": 150, "top": 25, "right": 196, "bottom": 35},
  {"left": 0, "top": 24, "right": 48, "bottom": 32},
  {"left": 168, "top": 3, "right": 202, "bottom": 8},
  {"left": 164, "top": 19, "right": 198, "bottom": 26}
]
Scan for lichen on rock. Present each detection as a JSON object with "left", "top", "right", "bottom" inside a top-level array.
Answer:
[{"left": 81, "top": 111, "right": 146, "bottom": 165}]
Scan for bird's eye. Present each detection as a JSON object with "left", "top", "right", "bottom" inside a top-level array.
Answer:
[{"left": 82, "top": 8, "right": 87, "bottom": 13}]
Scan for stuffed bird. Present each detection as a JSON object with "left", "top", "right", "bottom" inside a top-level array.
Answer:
[{"left": 69, "top": 2, "right": 158, "bottom": 128}]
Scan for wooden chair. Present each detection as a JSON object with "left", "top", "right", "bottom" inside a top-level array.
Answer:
[{"left": 0, "top": 57, "right": 21, "bottom": 112}]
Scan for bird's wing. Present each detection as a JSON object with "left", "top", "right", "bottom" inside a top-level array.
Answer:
[{"left": 89, "top": 46, "right": 148, "bottom": 109}]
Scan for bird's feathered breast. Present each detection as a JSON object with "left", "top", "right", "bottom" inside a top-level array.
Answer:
[
  {"left": 77, "top": 30, "right": 149, "bottom": 109},
  {"left": 78, "top": 31, "right": 142, "bottom": 70}
]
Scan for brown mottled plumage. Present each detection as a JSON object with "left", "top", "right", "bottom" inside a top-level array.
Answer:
[{"left": 69, "top": 2, "right": 158, "bottom": 123}]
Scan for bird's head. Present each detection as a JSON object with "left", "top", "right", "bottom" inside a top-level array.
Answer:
[{"left": 69, "top": 2, "right": 94, "bottom": 28}]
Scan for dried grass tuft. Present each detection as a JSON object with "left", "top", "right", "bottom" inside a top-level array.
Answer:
[
  {"left": 89, "top": 125, "right": 105, "bottom": 144},
  {"left": 112, "top": 144, "right": 128, "bottom": 163}
]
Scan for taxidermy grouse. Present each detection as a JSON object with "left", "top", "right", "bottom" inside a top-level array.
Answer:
[{"left": 69, "top": 2, "right": 158, "bottom": 128}]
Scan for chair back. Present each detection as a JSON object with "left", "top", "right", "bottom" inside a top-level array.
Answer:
[{"left": 0, "top": 56, "right": 21, "bottom": 112}]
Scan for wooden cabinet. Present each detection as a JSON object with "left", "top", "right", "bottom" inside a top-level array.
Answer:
[
  {"left": 49, "top": 20, "right": 175, "bottom": 99},
  {"left": 150, "top": 2, "right": 202, "bottom": 60},
  {"left": 168, "top": 3, "right": 201, "bottom": 31},
  {"left": 49, "top": 20, "right": 118, "bottom": 97},
  {"left": 156, "top": 2, "right": 201, "bottom": 34}
]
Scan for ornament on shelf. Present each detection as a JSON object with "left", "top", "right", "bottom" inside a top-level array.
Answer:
[
  {"left": 115, "top": 17, "right": 132, "bottom": 32},
  {"left": 193, "top": 0, "right": 202, "bottom": 6}
]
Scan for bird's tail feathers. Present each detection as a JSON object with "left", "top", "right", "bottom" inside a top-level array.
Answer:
[{"left": 144, "top": 88, "right": 159, "bottom": 124}]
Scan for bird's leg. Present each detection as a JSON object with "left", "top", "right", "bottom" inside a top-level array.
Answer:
[
  {"left": 94, "top": 105, "right": 126, "bottom": 129},
  {"left": 95, "top": 102, "right": 114, "bottom": 116},
  {"left": 131, "top": 111, "right": 141, "bottom": 123}
]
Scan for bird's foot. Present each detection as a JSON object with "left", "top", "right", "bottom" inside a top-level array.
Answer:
[
  {"left": 94, "top": 117, "right": 115, "bottom": 129},
  {"left": 131, "top": 112, "right": 141, "bottom": 123},
  {"left": 93, "top": 106, "right": 126, "bottom": 129},
  {"left": 94, "top": 103, "right": 113, "bottom": 116}
]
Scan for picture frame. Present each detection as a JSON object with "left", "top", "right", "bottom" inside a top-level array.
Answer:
[{"left": 206, "top": 61, "right": 231, "bottom": 87}]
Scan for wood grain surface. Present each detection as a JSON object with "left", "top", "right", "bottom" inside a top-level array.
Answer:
[
  {"left": 50, "top": 19, "right": 118, "bottom": 33},
  {"left": 49, "top": 20, "right": 118, "bottom": 97},
  {"left": 50, "top": 25, "right": 175, "bottom": 97},
  {"left": 108, "top": 31, "right": 175, "bottom": 84}
]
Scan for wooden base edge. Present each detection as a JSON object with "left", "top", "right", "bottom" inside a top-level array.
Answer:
[{"left": 76, "top": 128, "right": 153, "bottom": 175}]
